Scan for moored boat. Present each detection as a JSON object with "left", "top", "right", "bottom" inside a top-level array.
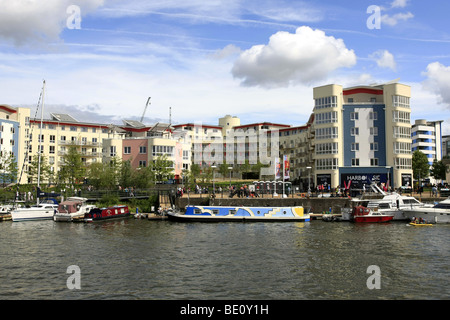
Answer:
[
  {"left": 402, "top": 197, "right": 450, "bottom": 224},
  {"left": 53, "top": 197, "right": 95, "bottom": 222},
  {"left": 167, "top": 205, "right": 310, "bottom": 222},
  {"left": 350, "top": 205, "right": 393, "bottom": 223},
  {"left": 11, "top": 199, "right": 59, "bottom": 222},
  {"left": 84, "top": 205, "right": 130, "bottom": 222}
]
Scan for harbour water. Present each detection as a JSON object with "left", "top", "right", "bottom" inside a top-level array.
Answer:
[{"left": 0, "top": 218, "right": 448, "bottom": 300}]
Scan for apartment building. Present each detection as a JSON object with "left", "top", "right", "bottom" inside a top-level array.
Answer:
[
  {"left": 278, "top": 114, "right": 314, "bottom": 187},
  {"left": 312, "top": 81, "right": 413, "bottom": 189},
  {"left": 0, "top": 104, "right": 30, "bottom": 184},
  {"left": 412, "top": 119, "right": 443, "bottom": 165},
  {"left": 28, "top": 113, "right": 117, "bottom": 184}
]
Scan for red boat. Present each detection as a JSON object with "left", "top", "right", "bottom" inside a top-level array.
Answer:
[
  {"left": 351, "top": 205, "right": 393, "bottom": 223},
  {"left": 84, "top": 205, "right": 130, "bottom": 222}
]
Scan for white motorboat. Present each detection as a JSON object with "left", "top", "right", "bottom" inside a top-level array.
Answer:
[
  {"left": 402, "top": 197, "right": 450, "bottom": 224},
  {"left": 11, "top": 199, "right": 59, "bottom": 222},
  {"left": 53, "top": 197, "right": 95, "bottom": 222},
  {"left": 366, "top": 193, "right": 433, "bottom": 221}
]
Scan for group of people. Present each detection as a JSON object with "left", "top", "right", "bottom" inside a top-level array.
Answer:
[{"left": 411, "top": 217, "right": 429, "bottom": 224}]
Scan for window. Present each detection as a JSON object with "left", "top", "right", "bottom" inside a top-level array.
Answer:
[
  {"left": 110, "top": 146, "right": 116, "bottom": 157},
  {"left": 49, "top": 146, "right": 55, "bottom": 154},
  {"left": 316, "top": 127, "right": 338, "bottom": 140},
  {"left": 370, "top": 143, "right": 379, "bottom": 151},
  {"left": 350, "top": 112, "right": 359, "bottom": 120},
  {"left": 352, "top": 158, "right": 360, "bottom": 166},
  {"left": 395, "top": 157, "right": 412, "bottom": 169},
  {"left": 315, "top": 96, "right": 338, "bottom": 109},
  {"left": 70, "top": 126, "right": 77, "bottom": 132},
  {"left": 315, "top": 142, "right": 336, "bottom": 155},
  {"left": 351, "top": 143, "right": 359, "bottom": 151},
  {"left": 370, "top": 158, "right": 379, "bottom": 166},
  {"left": 315, "top": 112, "right": 338, "bottom": 124},
  {"left": 316, "top": 158, "right": 339, "bottom": 170},
  {"left": 139, "top": 146, "right": 147, "bottom": 154},
  {"left": 394, "top": 142, "right": 412, "bottom": 154},
  {"left": 351, "top": 127, "right": 359, "bottom": 136},
  {"left": 124, "top": 146, "right": 131, "bottom": 154},
  {"left": 393, "top": 126, "right": 411, "bottom": 138},
  {"left": 370, "top": 127, "right": 378, "bottom": 136},
  {"left": 370, "top": 112, "right": 378, "bottom": 120},
  {"left": 393, "top": 95, "right": 410, "bottom": 108},
  {"left": 50, "top": 135, "right": 55, "bottom": 143},
  {"left": 139, "top": 160, "right": 146, "bottom": 167},
  {"left": 392, "top": 111, "right": 410, "bottom": 123}
]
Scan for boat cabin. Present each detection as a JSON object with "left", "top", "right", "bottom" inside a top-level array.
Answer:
[{"left": 352, "top": 205, "right": 371, "bottom": 216}]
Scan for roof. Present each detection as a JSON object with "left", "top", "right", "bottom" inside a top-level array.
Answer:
[{"left": 50, "top": 113, "right": 78, "bottom": 122}]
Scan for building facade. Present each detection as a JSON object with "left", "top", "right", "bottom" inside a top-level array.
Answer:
[
  {"left": 312, "top": 82, "right": 413, "bottom": 190},
  {"left": 412, "top": 119, "right": 443, "bottom": 165}
]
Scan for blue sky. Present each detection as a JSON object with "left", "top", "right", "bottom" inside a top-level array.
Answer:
[{"left": 1, "top": 0, "right": 450, "bottom": 134}]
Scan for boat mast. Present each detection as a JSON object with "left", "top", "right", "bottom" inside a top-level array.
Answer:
[{"left": 36, "top": 80, "right": 45, "bottom": 205}]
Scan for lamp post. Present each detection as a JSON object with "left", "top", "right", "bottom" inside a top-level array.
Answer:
[
  {"left": 211, "top": 165, "right": 217, "bottom": 195},
  {"left": 228, "top": 166, "right": 233, "bottom": 189},
  {"left": 307, "top": 166, "right": 312, "bottom": 197}
]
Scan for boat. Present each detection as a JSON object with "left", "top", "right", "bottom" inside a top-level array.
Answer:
[
  {"left": 84, "top": 205, "right": 130, "bottom": 222},
  {"left": 167, "top": 205, "right": 310, "bottom": 222},
  {"left": 350, "top": 205, "right": 393, "bottom": 223},
  {"left": 363, "top": 183, "right": 433, "bottom": 220},
  {"left": 402, "top": 197, "right": 450, "bottom": 224},
  {"left": 11, "top": 199, "right": 59, "bottom": 222},
  {"left": 53, "top": 197, "right": 95, "bottom": 222},
  {"left": 11, "top": 81, "right": 60, "bottom": 222},
  {"left": 409, "top": 222, "right": 433, "bottom": 227}
]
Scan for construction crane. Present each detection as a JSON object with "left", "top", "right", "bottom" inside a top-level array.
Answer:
[{"left": 140, "top": 97, "right": 151, "bottom": 123}]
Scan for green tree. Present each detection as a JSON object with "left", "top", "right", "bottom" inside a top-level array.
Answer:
[
  {"left": 28, "top": 154, "right": 52, "bottom": 184},
  {"left": 430, "top": 159, "right": 448, "bottom": 181},
  {"left": 0, "top": 153, "right": 18, "bottom": 185},
  {"left": 412, "top": 150, "right": 430, "bottom": 180},
  {"left": 151, "top": 154, "right": 173, "bottom": 183},
  {"left": 59, "top": 145, "right": 86, "bottom": 185}
]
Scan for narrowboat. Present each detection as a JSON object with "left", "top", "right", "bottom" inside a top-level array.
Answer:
[
  {"left": 167, "top": 205, "right": 310, "bottom": 222},
  {"left": 84, "top": 205, "right": 130, "bottom": 222}
]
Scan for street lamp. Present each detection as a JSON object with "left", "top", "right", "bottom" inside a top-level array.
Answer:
[
  {"left": 228, "top": 166, "right": 233, "bottom": 189},
  {"left": 306, "top": 166, "right": 312, "bottom": 197},
  {"left": 211, "top": 165, "right": 217, "bottom": 195}
]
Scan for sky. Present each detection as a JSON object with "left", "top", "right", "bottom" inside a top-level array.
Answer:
[{"left": 1, "top": 0, "right": 450, "bottom": 134}]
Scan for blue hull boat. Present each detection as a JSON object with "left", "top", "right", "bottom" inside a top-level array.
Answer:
[{"left": 167, "top": 205, "right": 310, "bottom": 222}]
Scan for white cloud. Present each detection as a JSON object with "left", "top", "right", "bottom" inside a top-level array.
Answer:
[
  {"left": 390, "top": 0, "right": 410, "bottom": 8},
  {"left": 369, "top": 50, "right": 397, "bottom": 71},
  {"left": 231, "top": 26, "right": 357, "bottom": 88},
  {"left": 0, "top": 0, "right": 104, "bottom": 46},
  {"left": 422, "top": 62, "right": 450, "bottom": 109},
  {"left": 381, "top": 12, "right": 414, "bottom": 26}
]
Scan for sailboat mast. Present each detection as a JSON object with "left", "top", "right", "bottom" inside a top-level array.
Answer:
[{"left": 36, "top": 80, "right": 45, "bottom": 204}]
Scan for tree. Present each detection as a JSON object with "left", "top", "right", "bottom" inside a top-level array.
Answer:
[
  {"left": 28, "top": 154, "right": 52, "bottom": 184},
  {"left": 412, "top": 150, "right": 430, "bottom": 180},
  {"left": 430, "top": 159, "right": 448, "bottom": 182},
  {"left": 151, "top": 154, "right": 173, "bottom": 183},
  {"left": 0, "top": 153, "right": 18, "bottom": 185},
  {"left": 59, "top": 145, "right": 85, "bottom": 185}
]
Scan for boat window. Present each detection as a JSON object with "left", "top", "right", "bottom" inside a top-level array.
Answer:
[
  {"left": 283, "top": 211, "right": 287, "bottom": 214},
  {"left": 194, "top": 209, "right": 202, "bottom": 214},
  {"left": 229, "top": 210, "right": 236, "bottom": 215},
  {"left": 212, "top": 209, "right": 219, "bottom": 215}
]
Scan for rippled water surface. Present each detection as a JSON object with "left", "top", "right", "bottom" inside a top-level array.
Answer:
[{"left": 0, "top": 219, "right": 448, "bottom": 300}]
